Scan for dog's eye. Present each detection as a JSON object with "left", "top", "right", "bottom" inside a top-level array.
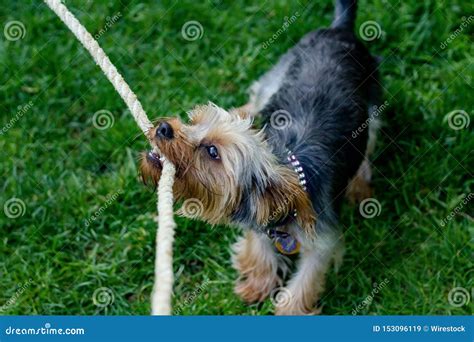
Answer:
[{"left": 206, "top": 145, "right": 220, "bottom": 160}]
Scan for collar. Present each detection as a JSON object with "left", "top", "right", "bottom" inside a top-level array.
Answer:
[
  {"left": 265, "top": 149, "right": 308, "bottom": 255},
  {"left": 286, "top": 149, "right": 308, "bottom": 191}
]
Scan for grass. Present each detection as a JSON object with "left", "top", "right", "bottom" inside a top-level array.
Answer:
[{"left": 0, "top": 0, "right": 472, "bottom": 315}]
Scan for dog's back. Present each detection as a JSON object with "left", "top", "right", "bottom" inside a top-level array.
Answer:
[{"left": 252, "top": 0, "right": 380, "bottom": 219}]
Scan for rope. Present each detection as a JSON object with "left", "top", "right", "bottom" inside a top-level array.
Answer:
[{"left": 44, "top": 0, "right": 176, "bottom": 315}]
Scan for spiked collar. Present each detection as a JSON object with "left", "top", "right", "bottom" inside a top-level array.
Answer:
[{"left": 286, "top": 149, "right": 308, "bottom": 191}]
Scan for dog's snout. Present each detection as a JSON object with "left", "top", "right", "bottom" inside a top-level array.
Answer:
[{"left": 156, "top": 121, "right": 173, "bottom": 140}]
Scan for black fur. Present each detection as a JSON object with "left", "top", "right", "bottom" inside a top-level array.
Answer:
[
  {"left": 332, "top": 0, "right": 358, "bottom": 30},
  {"left": 238, "top": 0, "right": 380, "bottom": 233}
]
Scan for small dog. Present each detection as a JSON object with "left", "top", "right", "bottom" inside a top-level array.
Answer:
[{"left": 141, "top": 0, "right": 381, "bottom": 315}]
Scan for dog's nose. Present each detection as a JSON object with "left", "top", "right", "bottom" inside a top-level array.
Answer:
[{"left": 156, "top": 121, "right": 173, "bottom": 140}]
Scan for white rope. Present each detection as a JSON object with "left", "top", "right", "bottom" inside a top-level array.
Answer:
[
  {"left": 44, "top": 0, "right": 176, "bottom": 315},
  {"left": 152, "top": 161, "right": 176, "bottom": 314}
]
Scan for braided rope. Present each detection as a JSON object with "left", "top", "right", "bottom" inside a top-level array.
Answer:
[{"left": 44, "top": 0, "right": 176, "bottom": 315}]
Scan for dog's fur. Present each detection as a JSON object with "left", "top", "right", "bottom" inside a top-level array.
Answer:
[{"left": 140, "top": 0, "right": 381, "bottom": 314}]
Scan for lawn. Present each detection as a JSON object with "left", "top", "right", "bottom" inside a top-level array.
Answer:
[{"left": 0, "top": 0, "right": 472, "bottom": 315}]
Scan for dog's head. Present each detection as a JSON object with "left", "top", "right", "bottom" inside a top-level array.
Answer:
[{"left": 140, "top": 103, "right": 315, "bottom": 233}]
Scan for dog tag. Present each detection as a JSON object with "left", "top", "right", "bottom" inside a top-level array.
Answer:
[
  {"left": 275, "top": 235, "right": 300, "bottom": 255},
  {"left": 267, "top": 229, "right": 301, "bottom": 255}
]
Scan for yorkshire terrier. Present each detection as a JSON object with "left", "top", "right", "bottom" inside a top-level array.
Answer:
[{"left": 141, "top": 0, "right": 381, "bottom": 315}]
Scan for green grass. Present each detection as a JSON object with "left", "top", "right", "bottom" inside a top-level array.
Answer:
[{"left": 0, "top": 0, "right": 472, "bottom": 315}]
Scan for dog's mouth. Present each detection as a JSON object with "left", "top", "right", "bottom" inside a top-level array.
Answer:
[{"left": 146, "top": 149, "right": 163, "bottom": 169}]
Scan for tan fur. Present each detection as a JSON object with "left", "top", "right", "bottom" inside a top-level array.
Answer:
[
  {"left": 275, "top": 236, "right": 336, "bottom": 315},
  {"left": 346, "top": 158, "right": 373, "bottom": 204},
  {"left": 346, "top": 172, "right": 373, "bottom": 203},
  {"left": 256, "top": 166, "right": 316, "bottom": 237},
  {"left": 140, "top": 103, "right": 316, "bottom": 229},
  {"left": 139, "top": 103, "right": 324, "bottom": 314},
  {"left": 229, "top": 103, "right": 256, "bottom": 119},
  {"left": 232, "top": 231, "right": 282, "bottom": 303}
]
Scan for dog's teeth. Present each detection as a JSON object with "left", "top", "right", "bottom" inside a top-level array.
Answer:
[{"left": 148, "top": 150, "right": 161, "bottom": 160}]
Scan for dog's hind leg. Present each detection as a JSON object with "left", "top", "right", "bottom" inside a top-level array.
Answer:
[
  {"left": 346, "top": 157, "right": 373, "bottom": 203},
  {"left": 346, "top": 79, "right": 382, "bottom": 203}
]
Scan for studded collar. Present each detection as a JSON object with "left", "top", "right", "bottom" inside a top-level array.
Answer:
[{"left": 286, "top": 149, "right": 308, "bottom": 191}]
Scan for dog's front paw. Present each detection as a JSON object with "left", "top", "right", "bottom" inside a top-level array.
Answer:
[
  {"left": 232, "top": 232, "right": 281, "bottom": 303},
  {"left": 274, "top": 302, "right": 321, "bottom": 316},
  {"left": 234, "top": 273, "right": 279, "bottom": 303},
  {"left": 272, "top": 287, "right": 321, "bottom": 315}
]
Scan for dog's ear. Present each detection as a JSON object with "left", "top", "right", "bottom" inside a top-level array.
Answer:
[
  {"left": 229, "top": 104, "right": 254, "bottom": 120},
  {"left": 254, "top": 167, "right": 316, "bottom": 236}
]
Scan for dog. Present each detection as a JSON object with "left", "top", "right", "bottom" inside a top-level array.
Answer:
[{"left": 140, "top": 0, "right": 381, "bottom": 315}]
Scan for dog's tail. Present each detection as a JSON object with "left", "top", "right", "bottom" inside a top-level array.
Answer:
[{"left": 332, "top": 0, "right": 358, "bottom": 30}]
